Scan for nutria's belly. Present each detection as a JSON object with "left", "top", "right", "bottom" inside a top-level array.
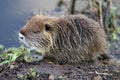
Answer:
[{"left": 44, "top": 48, "right": 96, "bottom": 64}]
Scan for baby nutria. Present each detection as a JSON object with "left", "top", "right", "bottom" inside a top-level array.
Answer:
[{"left": 19, "top": 14, "right": 107, "bottom": 64}]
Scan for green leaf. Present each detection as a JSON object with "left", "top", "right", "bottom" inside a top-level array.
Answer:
[
  {"left": 30, "top": 68, "right": 36, "bottom": 77},
  {"left": 116, "top": 27, "right": 120, "bottom": 33},
  {"left": 11, "top": 53, "right": 19, "bottom": 62},
  {"left": 2, "top": 60, "right": 9, "bottom": 64},
  {"left": 111, "top": 32, "right": 117, "bottom": 40}
]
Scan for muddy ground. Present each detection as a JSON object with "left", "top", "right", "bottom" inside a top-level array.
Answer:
[{"left": 0, "top": 58, "right": 120, "bottom": 80}]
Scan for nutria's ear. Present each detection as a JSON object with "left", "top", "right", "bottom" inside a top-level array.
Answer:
[{"left": 44, "top": 24, "right": 51, "bottom": 31}]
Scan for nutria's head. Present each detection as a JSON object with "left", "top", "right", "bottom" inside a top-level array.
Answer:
[{"left": 19, "top": 15, "right": 57, "bottom": 54}]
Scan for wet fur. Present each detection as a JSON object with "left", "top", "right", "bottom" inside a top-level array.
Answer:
[{"left": 20, "top": 14, "right": 107, "bottom": 64}]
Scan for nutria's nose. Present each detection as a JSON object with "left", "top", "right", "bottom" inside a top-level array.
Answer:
[
  {"left": 20, "top": 28, "right": 26, "bottom": 36},
  {"left": 19, "top": 33, "right": 25, "bottom": 40}
]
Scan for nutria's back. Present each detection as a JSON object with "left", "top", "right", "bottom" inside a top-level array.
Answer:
[{"left": 19, "top": 14, "right": 107, "bottom": 64}]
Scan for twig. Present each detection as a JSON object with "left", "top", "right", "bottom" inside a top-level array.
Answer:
[
  {"left": 89, "top": 0, "right": 93, "bottom": 13},
  {"left": 95, "top": 71, "right": 113, "bottom": 76},
  {"left": 70, "top": 0, "right": 76, "bottom": 14},
  {"left": 99, "top": 0, "right": 103, "bottom": 27},
  {"left": 103, "top": 0, "right": 112, "bottom": 41}
]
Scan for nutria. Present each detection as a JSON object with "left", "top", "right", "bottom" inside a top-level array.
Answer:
[{"left": 19, "top": 14, "right": 107, "bottom": 64}]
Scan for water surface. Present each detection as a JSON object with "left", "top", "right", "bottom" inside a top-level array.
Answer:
[{"left": 0, "top": 0, "right": 60, "bottom": 48}]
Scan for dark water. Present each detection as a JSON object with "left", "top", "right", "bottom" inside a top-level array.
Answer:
[{"left": 0, "top": 0, "right": 61, "bottom": 48}]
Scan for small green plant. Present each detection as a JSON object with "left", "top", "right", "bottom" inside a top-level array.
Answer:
[
  {"left": 0, "top": 45, "right": 30, "bottom": 64},
  {"left": 24, "top": 55, "right": 36, "bottom": 63},
  {"left": 30, "top": 68, "right": 36, "bottom": 77},
  {"left": 111, "top": 27, "right": 120, "bottom": 41},
  {"left": 17, "top": 67, "right": 36, "bottom": 80}
]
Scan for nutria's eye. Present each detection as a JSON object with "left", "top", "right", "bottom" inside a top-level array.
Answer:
[{"left": 45, "top": 24, "right": 51, "bottom": 31}]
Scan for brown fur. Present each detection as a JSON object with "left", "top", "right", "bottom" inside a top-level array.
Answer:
[{"left": 20, "top": 14, "right": 107, "bottom": 64}]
